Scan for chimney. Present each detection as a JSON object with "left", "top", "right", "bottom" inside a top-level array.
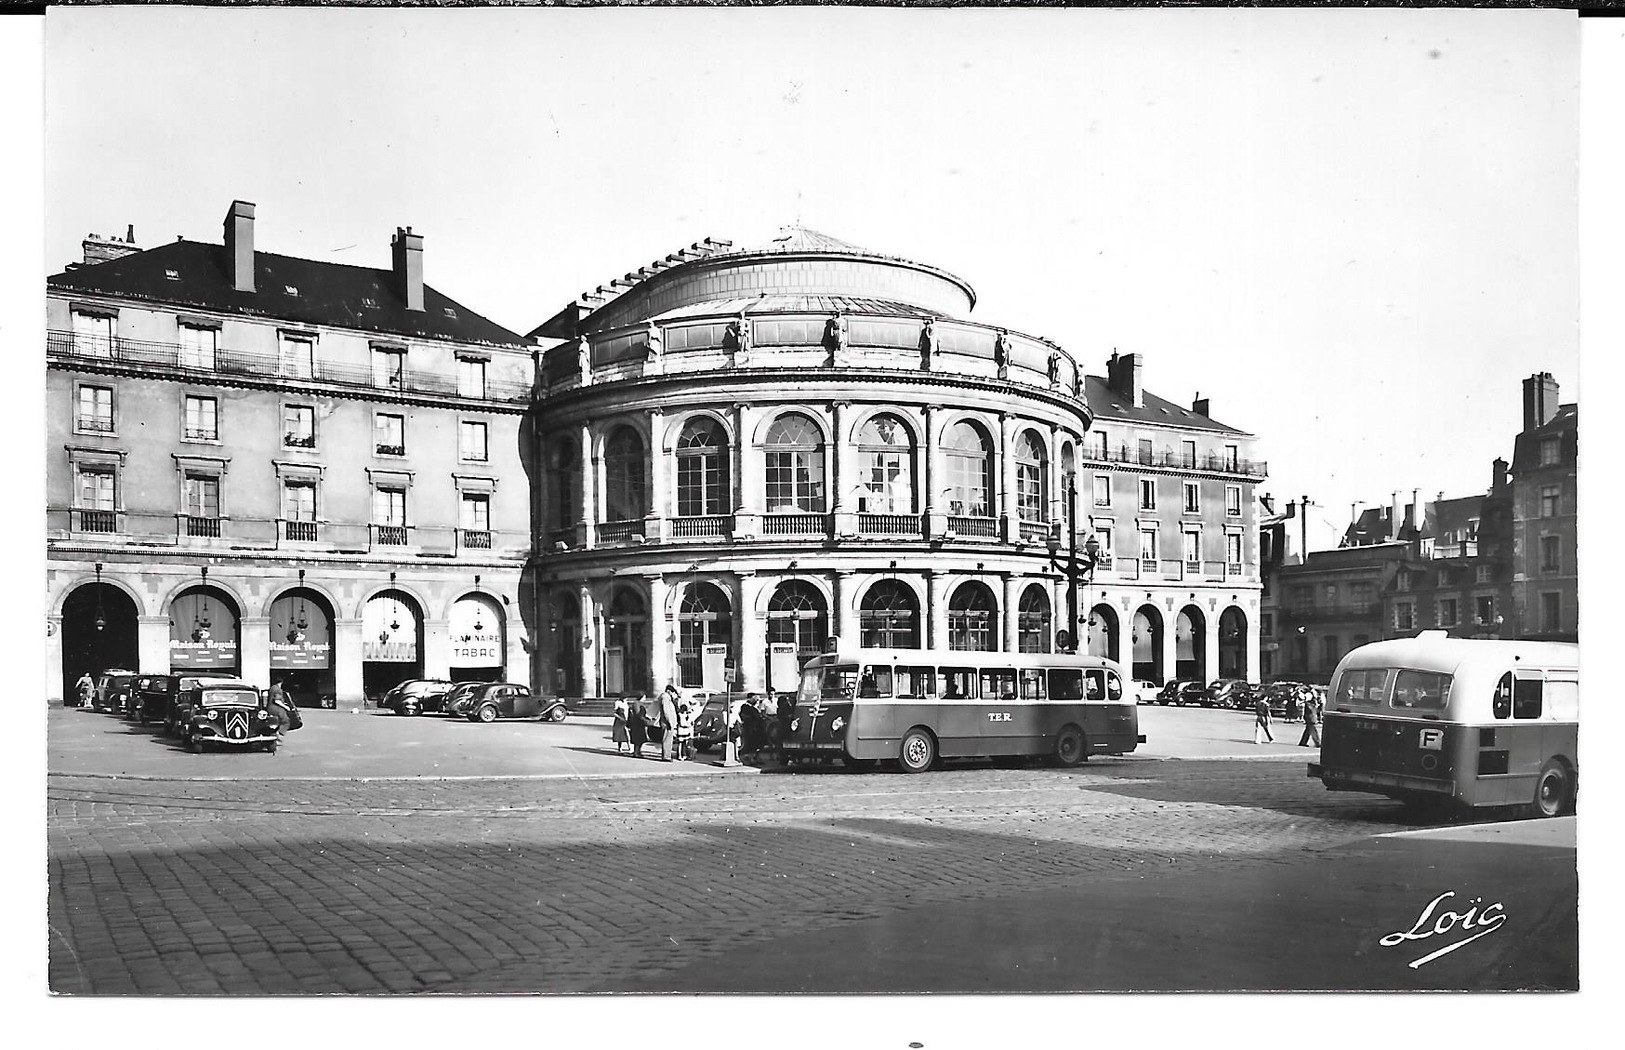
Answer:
[
  {"left": 1411, "top": 488, "right": 1421, "bottom": 534},
  {"left": 1109, "top": 351, "right": 1144, "bottom": 408},
  {"left": 1521, "top": 372, "right": 1559, "bottom": 431},
  {"left": 1492, "top": 457, "right": 1509, "bottom": 494},
  {"left": 392, "top": 226, "right": 425, "bottom": 312},
  {"left": 80, "top": 226, "right": 141, "bottom": 267},
  {"left": 1192, "top": 393, "right": 1210, "bottom": 417},
  {"left": 1390, "top": 491, "right": 1402, "bottom": 542},
  {"left": 223, "top": 200, "right": 255, "bottom": 293}
]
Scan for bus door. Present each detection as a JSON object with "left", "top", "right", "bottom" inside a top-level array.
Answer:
[
  {"left": 1006, "top": 668, "right": 1047, "bottom": 752},
  {"left": 936, "top": 665, "right": 983, "bottom": 756},
  {"left": 1084, "top": 667, "right": 1136, "bottom": 750},
  {"left": 960, "top": 667, "right": 1017, "bottom": 756}
]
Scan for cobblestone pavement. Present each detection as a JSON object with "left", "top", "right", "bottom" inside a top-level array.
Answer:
[{"left": 47, "top": 756, "right": 1428, "bottom": 995}]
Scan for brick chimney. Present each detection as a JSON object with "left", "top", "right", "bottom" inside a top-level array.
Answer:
[
  {"left": 1491, "top": 456, "right": 1509, "bottom": 494},
  {"left": 80, "top": 224, "right": 140, "bottom": 267},
  {"left": 1191, "top": 392, "right": 1210, "bottom": 417},
  {"left": 1522, "top": 372, "right": 1559, "bottom": 431},
  {"left": 1390, "top": 490, "right": 1402, "bottom": 542},
  {"left": 223, "top": 200, "right": 255, "bottom": 293},
  {"left": 1107, "top": 351, "right": 1144, "bottom": 408},
  {"left": 392, "top": 226, "right": 425, "bottom": 312}
]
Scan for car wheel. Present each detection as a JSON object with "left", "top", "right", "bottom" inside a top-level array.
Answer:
[
  {"left": 898, "top": 727, "right": 936, "bottom": 774},
  {"left": 548, "top": 706, "right": 567, "bottom": 723},
  {"left": 1532, "top": 759, "right": 1574, "bottom": 818},
  {"left": 476, "top": 705, "right": 498, "bottom": 723},
  {"left": 1053, "top": 725, "right": 1087, "bottom": 767}
]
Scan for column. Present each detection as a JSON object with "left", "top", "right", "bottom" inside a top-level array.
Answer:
[
  {"left": 646, "top": 408, "right": 668, "bottom": 542},
  {"left": 1203, "top": 605, "right": 1221, "bottom": 685},
  {"left": 578, "top": 583, "right": 600, "bottom": 698},
  {"left": 733, "top": 402, "right": 760, "bottom": 539},
  {"left": 739, "top": 573, "right": 768, "bottom": 693},
  {"left": 578, "top": 422, "right": 598, "bottom": 549},
  {"left": 240, "top": 616, "right": 271, "bottom": 690},
  {"left": 1002, "top": 574, "right": 1020, "bottom": 652},
  {"left": 999, "top": 412, "right": 1018, "bottom": 542},
  {"left": 1049, "top": 423, "right": 1065, "bottom": 541},
  {"left": 833, "top": 570, "right": 859, "bottom": 651},
  {"left": 46, "top": 615, "right": 64, "bottom": 704},
  {"left": 137, "top": 615, "right": 172, "bottom": 675},
  {"left": 1052, "top": 578, "right": 1070, "bottom": 654},
  {"left": 925, "top": 570, "right": 944, "bottom": 650},
  {"left": 507, "top": 611, "right": 531, "bottom": 694},
  {"left": 924, "top": 406, "right": 947, "bottom": 539},
  {"left": 832, "top": 401, "right": 857, "bottom": 537},
  {"left": 1161, "top": 604, "right": 1179, "bottom": 683},
  {"left": 333, "top": 617, "right": 365, "bottom": 707},
  {"left": 648, "top": 574, "right": 672, "bottom": 693},
  {"left": 423, "top": 617, "right": 451, "bottom": 680}
]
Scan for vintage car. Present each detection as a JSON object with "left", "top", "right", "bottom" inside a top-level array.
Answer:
[
  {"left": 440, "top": 681, "right": 484, "bottom": 718},
  {"left": 91, "top": 669, "right": 138, "bottom": 714},
  {"left": 463, "top": 682, "right": 568, "bottom": 723},
  {"left": 690, "top": 695, "right": 729, "bottom": 752},
  {"left": 127, "top": 674, "right": 181, "bottom": 726},
  {"left": 174, "top": 681, "right": 281, "bottom": 753},
  {"left": 382, "top": 678, "right": 456, "bottom": 716},
  {"left": 1206, "top": 678, "right": 1256, "bottom": 709},
  {"left": 161, "top": 674, "right": 247, "bottom": 736}
]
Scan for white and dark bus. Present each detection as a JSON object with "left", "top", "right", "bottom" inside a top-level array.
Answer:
[
  {"left": 1309, "top": 632, "right": 1578, "bottom": 817},
  {"left": 783, "top": 647, "right": 1145, "bottom": 772}
]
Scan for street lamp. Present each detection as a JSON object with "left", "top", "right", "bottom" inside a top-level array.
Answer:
[{"left": 1046, "top": 473, "right": 1101, "bottom": 653}]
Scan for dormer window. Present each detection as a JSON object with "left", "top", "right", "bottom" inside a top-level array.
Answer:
[
  {"left": 362, "top": 296, "right": 378, "bottom": 308},
  {"left": 442, "top": 307, "right": 458, "bottom": 318},
  {"left": 283, "top": 285, "right": 299, "bottom": 296},
  {"left": 164, "top": 269, "right": 180, "bottom": 280}
]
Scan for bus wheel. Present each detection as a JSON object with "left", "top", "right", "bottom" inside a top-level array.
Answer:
[
  {"left": 898, "top": 728, "right": 936, "bottom": 774},
  {"left": 1533, "top": 759, "right": 1574, "bottom": 818},
  {"left": 1053, "top": 726, "right": 1086, "bottom": 767}
]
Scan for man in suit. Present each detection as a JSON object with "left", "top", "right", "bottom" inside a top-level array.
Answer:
[{"left": 658, "top": 683, "right": 680, "bottom": 762}]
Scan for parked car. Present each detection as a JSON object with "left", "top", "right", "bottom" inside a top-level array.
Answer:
[
  {"left": 161, "top": 674, "right": 245, "bottom": 735},
  {"left": 1206, "top": 678, "right": 1255, "bottom": 709},
  {"left": 1133, "top": 680, "right": 1159, "bottom": 705},
  {"left": 383, "top": 678, "right": 456, "bottom": 716},
  {"left": 1257, "top": 681, "right": 1307, "bottom": 719},
  {"left": 1153, "top": 681, "right": 1186, "bottom": 705},
  {"left": 440, "top": 681, "right": 484, "bottom": 718},
  {"left": 127, "top": 674, "right": 181, "bottom": 726},
  {"left": 464, "top": 683, "right": 569, "bottom": 723},
  {"left": 91, "top": 670, "right": 138, "bottom": 714},
  {"left": 174, "top": 681, "right": 281, "bottom": 753},
  {"left": 1177, "top": 681, "right": 1210, "bottom": 706},
  {"left": 690, "top": 695, "right": 729, "bottom": 752}
]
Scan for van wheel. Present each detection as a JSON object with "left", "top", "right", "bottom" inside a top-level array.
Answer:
[
  {"left": 1533, "top": 759, "right": 1574, "bottom": 818},
  {"left": 898, "top": 728, "right": 936, "bottom": 773},
  {"left": 1053, "top": 726, "right": 1087, "bottom": 767}
]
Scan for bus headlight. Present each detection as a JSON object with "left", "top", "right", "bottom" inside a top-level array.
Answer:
[
  {"left": 790, "top": 718, "right": 800, "bottom": 732},
  {"left": 831, "top": 717, "right": 845, "bottom": 733}
]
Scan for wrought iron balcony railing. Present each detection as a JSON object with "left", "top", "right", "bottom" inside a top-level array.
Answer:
[
  {"left": 76, "top": 416, "right": 115, "bottom": 433},
  {"left": 1078, "top": 442, "right": 1268, "bottom": 478}
]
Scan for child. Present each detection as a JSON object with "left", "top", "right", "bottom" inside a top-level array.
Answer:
[{"left": 675, "top": 700, "right": 695, "bottom": 761}]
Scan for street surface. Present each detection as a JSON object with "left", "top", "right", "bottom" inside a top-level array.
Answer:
[{"left": 46, "top": 703, "right": 1576, "bottom": 995}]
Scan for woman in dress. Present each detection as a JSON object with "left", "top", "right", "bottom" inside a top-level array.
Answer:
[
  {"left": 628, "top": 698, "right": 649, "bottom": 758},
  {"left": 611, "top": 695, "right": 631, "bottom": 753}
]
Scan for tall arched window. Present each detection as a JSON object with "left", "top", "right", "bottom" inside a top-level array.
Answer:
[
  {"left": 548, "top": 438, "right": 578, "bottom": 533},
  {"left": 858, "top": 414, "right": 915, "bottom": 514},
  {"left": 1018, "top": 585, "right": 1052, "bottom": 653},
  {"left": 602, "top": 427, "right": 646, "bottom": 523},
  {"left": 677, "top": 581, "right": 732, "bottom": 687},
  {"left": 605, "top": 586, "right": 649, "bottom": 695},
  {"left": 676, "top": 418, "right": 729, "bottom": 516},
  {"left": 1016, "top": 430, "right": 1048, "bottom": 524},
  {"left": 764, "top": 413, "right": 825, "bottom": 512},
  {"left": 943, "top": 421, "right": 992, "bottom": 518},
  {"left": 767, "top": 581, "right": 829, "bottom": 661},
  {"left": 948, "top": 582, "right": 998, "bottom": 652},
  {"left": 860, "top": 580, "right": 920, "bottom": 649}
]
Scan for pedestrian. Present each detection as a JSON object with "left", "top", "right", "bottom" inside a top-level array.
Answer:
[
  {"left": 1298, "top": 688, "right": 1322, "bottom": 747},
  {"left": 628, "top": 700, "right": 650, "bottom": 758},
  {"left": 675, "top": 699, "right": 695, "bottom": 761},
  {"left": 1253, "top": 693, "right": 1275, "bottom": 744},
  {"left": 74, "top": 671, "right": 94, "bottom": 708},
  {"left": 611, "top": 695, "right": 631, "bottom": 753},
  {"left": 266, "top": 678, "right": 296, "bottom": 738},
  {"left": 658, "top": 684, "right": 679, "bottom": 762}
]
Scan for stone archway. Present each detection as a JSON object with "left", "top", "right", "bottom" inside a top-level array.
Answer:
[
  {"left": 269, "top": 587, "right": 336, "bottom": 708},
  {"left": 362, "top": 589, "right": 425, "bottom": 701},
  {"left": 169, "top": 585, "right": 242, "bottom": 676},
  {"left": 1218, "top": 606, "right": 1248, "bottom": 680},
  {"left": 1131, "top": 605, "right": 1163, "bottom": 684},
  {"left": 1176, "top": 605, "right": 1207, "bottom": 683},
  {"left": 60, "top": 582, "right": 140, "bottom": 701},
  {"left": 1088, "top": 603, "right": 1120, "bottom": 666}
]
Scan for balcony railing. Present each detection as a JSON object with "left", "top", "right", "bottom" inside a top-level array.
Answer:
[
  {"left": 671, "top": 515, "right": 728, "bottom": 539},
  {"left": 1078, "top": 442, "right": 1268, "bottom": 478},
  {"left": 459, "top": 528, "right": 493, "bottom": 550},
  {"left": 184, "top": 515, "right": 221, "bottom": 538},
  {"left": 1018, "top": 520, "right": 1049, "bottom": 543},
  {"left": 1226, "top": 561, "right": 1243, "bottom": 576},
  {"left": 77, "top": 509, "right": 117, "bottom": 533},
  {"left": 76, "top": 416, "right": 114, "bottom": 433},
  {"left": 859, "top": 513, "right": 921, "bottom": 536},
  {"left": 763, "top": 513, "right": 826, "bottom": 537},
  {"left": 47, "top": 330, "right": 533, "bottom": 404},
  {"left": 284, "top": 434, "right": 316, "bottom": 449},
  {"left": 372, "top": 524, "right": 409, "bottom": 547},
  {"left": 596, "top": 519, "right": 645, "bottom": 543},
  {"left": 183, "top": 427, "right": 218, "bottom": 441},
  {"left": 947, "top": 515, "right": 998, "bottom": 538},
  {"left": 284, "top": 519, "right": 319, "bottom": 543},
  {"left": 1432, "top": 541, "right": 1480, "bottom": 560},
  {"left": 375, "top": 443, "right": 406, "bottom": 457}
]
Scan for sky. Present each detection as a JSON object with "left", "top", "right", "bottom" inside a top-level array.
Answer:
[{"left": 40, "top": 7, "right": 1580, "bottom": 552}]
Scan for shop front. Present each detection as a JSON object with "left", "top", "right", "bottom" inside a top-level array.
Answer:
[
  {"left": 362, "top": 589, "right": 424, "bottom": 700},
  {"left": 449, "top": 593, "right": 505, "bottom": 684},
  {"left": 169, "top": 587, "right": 240, "bottom": 676},
  {"left": 269, "top": 587, "right": 335, "bottom": 707}
]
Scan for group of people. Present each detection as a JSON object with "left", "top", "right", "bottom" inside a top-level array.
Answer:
[
  {"left": 1253, "top": 686, "right": 1323, "bottom": 746},
  {"left": 608, "top": 685, "right": 787, "bottom": 764}
]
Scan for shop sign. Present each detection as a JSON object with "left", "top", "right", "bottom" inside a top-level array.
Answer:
[
  {"left": 363, "top": 639, "right": 417, "bottom": 663},
  {"left": 270, "top": 641, "right": 332, "bottom": 670},
  {"left": 170, "top": 640, "right": 238, "bottom": 669},
  {"left": 450, "top": 630, "right": 503, "bottom": 667}
]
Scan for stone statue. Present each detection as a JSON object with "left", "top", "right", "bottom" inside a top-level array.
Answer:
[
  {"left": 825, "top": 310, "right": 848, "bottom": 362},
  {"left": 575, "top": 336, "right": 592, "bottom": 383},
  {"left": 919, "top": 317, "right": 937, "bottom": 370},
  {"left": 644, "top": 321, "right": 664, "bottom": 362},
  {"left": 1047, "top": 349, "right": 1061, "bottom": 387},
  {"left": 994, "top": 329, "right": 1011, "bottom": 379}
]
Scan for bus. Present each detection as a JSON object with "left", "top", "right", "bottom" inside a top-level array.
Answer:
[
  {"left": 783, "top": 647, "right": 1145, "bottom": 773},
  {"left": 1308, "top": 632, "right": 1578, "bottom": 817}
]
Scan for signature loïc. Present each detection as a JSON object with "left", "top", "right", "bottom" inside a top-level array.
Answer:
[{"left": 1380, "top": 891, "right": 1507, "bottom": 969}]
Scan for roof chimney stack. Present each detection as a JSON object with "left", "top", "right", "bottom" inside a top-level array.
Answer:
[
  {"left": 1390, "top": 490, "right": 1402, "bottom": 542},
  {"left": 223, "top": 200, "right": 255, "bottom": 293},
  {"left": 1192, "top": 393, "right": 1210, "bottom": 417},
  {"left": 392, "top": 226, "right": 425, "bottom": 312},
  {"left": 80, "top": 226, "right": 142, "bottom": 267},
  {"left": 1521, "top": 372, "right": 1559, "bottom": 432},
  {"left": 1107, "top": 350, "right": 1144, "bottom": 408}
]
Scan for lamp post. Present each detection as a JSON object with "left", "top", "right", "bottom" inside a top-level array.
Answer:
[{"left": 1046, "top": 473, "right": 1101, "bottom": 653}]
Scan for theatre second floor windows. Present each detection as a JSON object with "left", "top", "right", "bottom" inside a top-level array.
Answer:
[{"left": 677, "top": 418, "right": 730, "bottom": 517}]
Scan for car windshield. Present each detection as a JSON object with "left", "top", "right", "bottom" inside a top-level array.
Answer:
[{"left": 200, "top": 688, "right": 260, "bottom": 707}]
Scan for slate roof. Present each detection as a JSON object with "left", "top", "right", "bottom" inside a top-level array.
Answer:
[
  {"left": 648, "top": 295, "right": 942, "bottom": 323},
  {"left": 48, "top": 240, "right": 526, "bottom": 348},
  {"left": 1081, "top": 375, "right": 1250, "bottom": 435},
  {"left": 721, "top": 227, "right": 876, "bottom": 256},
  {"left": 1510, "top": 403, "right": 1578, "bottom": 472}
]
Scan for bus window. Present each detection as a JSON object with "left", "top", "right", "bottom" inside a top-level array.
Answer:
[
  {"left": 1337, "top": 668, "right": 1390, "bottom": 706},
  {"left": 1513, "top": 676, "right": 1543, "bottom": 719},
  {"left": 816, "top": 665, "right": 859, "bottom": 703},
  {"left": 1493, "top": 673, "right": 1512, "bottom": 720},
  {"left": 942, "top": 667, "right": 976, "bottom": 699},
  {"left": 1020, "top": 669, "right": 1047, "bottom": 700},
  {"left": 896, "top": 666, "right": 936, "bottom": 699},
  {"left": 1106, "top": 672, "right": 1124, "bottom": 701},
  {"left": 1392, "top": 670, "right": 1450, "bottom": 712},
  {"left": 859, "top": 666, "right": 894, "bottom": 697},
  {"left": 981, "top": 669, "right": 1017, "bottom": 701},
  {"left": 1049, "top": 668, "right": 1085, "bottom": 700},
  {"left": 1084, "top": 670, "right": 1106, "bottom": 700}
]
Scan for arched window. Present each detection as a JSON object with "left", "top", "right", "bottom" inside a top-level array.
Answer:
[
  {"left": 1016, "top": 430, "right": 1048, "bottom": 523},
  {"left": 767, "top": 581, "right": 829, "bottom": 660},
  {"left": 948, "top": 582, "right": 998, "bottom": 652},
  {"left": 1018, "top": 585, "right": 1052, "bottom": 653},
  {"left": 677, "top": 582, "right": 732, "bottom": 687},
  {"left": 943, "top": 421, "right": 992, "bottom": 518},
  {"left": 548, "top": 438, "right": 578, "bottom": 532},
  {"left": 857, "top": 414, "right": 915, "bottom": 514},
  {"left": 602, "top": 427, "right": 646, "bottom": 523},
  {"left": 764, "top": 414, "right": 825, "bottom": 512},
  {"left": 859, "top": 580, "right": 919, "bottom": 649},
  {"left": 676, "top": 418, "right": 729, "bottom": 517}
]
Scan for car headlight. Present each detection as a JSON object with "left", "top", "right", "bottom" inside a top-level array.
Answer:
[
  {"left": 256, "top": 710, "right": 268, "bottom": 719},
  {"left": 206, "top": 710, "right": 218, "bottom": 720},
  {"left": 831, "top": 717, "right": 845, "bottom": 732}
]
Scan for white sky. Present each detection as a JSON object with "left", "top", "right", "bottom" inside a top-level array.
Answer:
[{"left": 41, "top": 7, "right": 1580, "bottom": 552}]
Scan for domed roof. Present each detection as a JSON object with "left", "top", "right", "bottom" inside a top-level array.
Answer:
[{"left": 725, "top": 226, "right": 876, "bottom": 256}]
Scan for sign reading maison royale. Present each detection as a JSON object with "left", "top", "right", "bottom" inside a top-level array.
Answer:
[
  {"left": 170, "top": 639, "right": 239, "bottom": 669},
  {"left": 270, "top": 640, "right": 332, "bottom": 669}
]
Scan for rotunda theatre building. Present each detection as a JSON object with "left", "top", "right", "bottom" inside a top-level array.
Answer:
[{"left": 530, "top": 229, "right": 1098, "bottom": 698}]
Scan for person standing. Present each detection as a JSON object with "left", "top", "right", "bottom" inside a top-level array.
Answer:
[
  {"left": 674, "top": 699, "right": 695, "bottom": 761},
  {"left": 628, "top": 700, "right": 650, "bottom": 758},
  {"left": 1298, "top": 688, "right": 1322, "bottom": 747},
  {"left": 658, "top": 685, "right": 679, "bottom": 762},
  {"left": 74, "top": 671, "right": 94, "bottom": 708},
  {"left": 611, "top": 695, "right": 631, "bottom": 754},
  {"left": 1253, "top": 693, "right": 1275, "bottom": 744},
  {"left": 266, "top": 678, "right": 294, "bottom": 738}
]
